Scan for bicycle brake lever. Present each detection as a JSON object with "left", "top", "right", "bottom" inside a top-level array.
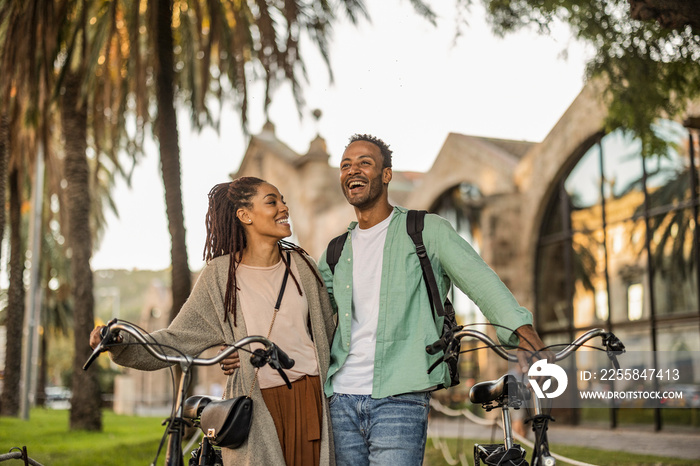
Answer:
[
  {"left": 426, "top": 325, "right": 463, "bottom": 355},
  {"left": 250, "top": 346, "right": 295, "bottom": 389},
  {"left": 602, "top": 332, "right": 625, "bottom": 370},
  {"left": 427, "top": 338, "right": 460, "bottom": 375},
  {"left": 267, "top": 347, "right": 293, "bottom": 389}
]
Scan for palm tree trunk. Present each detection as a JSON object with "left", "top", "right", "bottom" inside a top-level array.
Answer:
[
  {"left": 62, "top": 70, "right": 102, "bottom": 431},
  {"left": 36, "top": 330, "right": 48, "bottom": 407},
  {"left": 0, "top": 114, "right": 7, "bottom": 258},
  {"left": 152, "top": 0, "right": 191, "bottom": 321},
  {"left": 0, "top": 166, "right": 25, "bottom": 417}
]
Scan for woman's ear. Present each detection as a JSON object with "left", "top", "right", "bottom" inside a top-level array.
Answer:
[{"left": 237, "top": 208, "right": 251, "bottom": 225}]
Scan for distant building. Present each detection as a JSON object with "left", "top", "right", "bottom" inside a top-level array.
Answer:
[
  {"left": 118, "top": 82, "right": 700, "bottom": 429},
  {"left": 232, "top": 81, "right": 700, "bottom": 429}
]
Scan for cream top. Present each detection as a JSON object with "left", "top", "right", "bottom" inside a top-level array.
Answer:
[{"left": 237, "top": 257, "right": 319, "bottom": 388}]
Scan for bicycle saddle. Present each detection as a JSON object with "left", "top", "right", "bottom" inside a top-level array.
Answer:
[
  {"left": 183, "top": 395, "right": 214, "bottom": 420},
  {"left": 470, "top": 374, "right": 519, "bottom": 404}
]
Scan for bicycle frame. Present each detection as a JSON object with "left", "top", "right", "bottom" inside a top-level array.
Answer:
[
  {"left": 432, "top": 327, "right": 624, "bottom": 466},
  {"left": 84, "top": 319, "right": 293, "bottom": 466}
]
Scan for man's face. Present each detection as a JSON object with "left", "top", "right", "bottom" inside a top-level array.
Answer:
[{"left": 339, "top": 140, "right": 391, "bottom": 208}]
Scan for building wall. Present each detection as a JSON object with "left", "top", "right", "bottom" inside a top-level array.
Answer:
[
  {"left": 228, "top": 84, "right": 611, "bottom": 317},
  {"left": 514, "top": 82, "right": 609, "bottom": 310}
]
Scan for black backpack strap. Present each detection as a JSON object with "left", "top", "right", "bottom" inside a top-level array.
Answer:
[
  {"left": 406, "top": 210, "right": 447, "bottom": 318},
  {"left": 325, "top": 232, "right": 348, "bottom": 274}
]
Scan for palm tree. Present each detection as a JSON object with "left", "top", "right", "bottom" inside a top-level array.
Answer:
[
  {"left": 62, "top": 65, "right": 103, "bottom": 430},
  {"left": 0, "top": 0, "right": 141, "bottom": 426},
  {"left": 150, "top": 0, "right": 191, "bottom": 322},
  {"left": 148, "top": 0, "right": 436, "bottom": 321},
  {"left": 56, "top": 0, "right": 151, "bottom": 429},
  {"left": 0, "top": 163, "right": 26, "bottom": 416},
  {"left": 0, "top": 0, "right": 56, "bottom": 417},
  {"left": 0, "top": 114, "right": 7, "bottom": 261}
]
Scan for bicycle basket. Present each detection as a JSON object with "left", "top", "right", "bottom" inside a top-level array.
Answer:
[{"left": 199, "top": 396, "right": 253, "bottom": 449}]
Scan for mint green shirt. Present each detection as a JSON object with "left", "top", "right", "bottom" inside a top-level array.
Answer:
[{"left": 318, "top": 206, "right": 533, "bottom": 398}]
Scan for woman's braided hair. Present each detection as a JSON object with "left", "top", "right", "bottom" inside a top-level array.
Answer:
[{"left": 203, "top": 177, "right": 321, "bottom": 325}]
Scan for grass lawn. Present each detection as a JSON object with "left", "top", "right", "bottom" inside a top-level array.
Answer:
[
  {"left": 0, "top": 408, "right": 172, "bottom": 465},
  {"left": 2, "top": 408, "right": 696, "bottom": 465},
  {"left": 424, "top": 436, "right": 698, "bottom": 466}
]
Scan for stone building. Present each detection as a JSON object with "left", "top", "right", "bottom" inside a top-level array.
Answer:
[
  {"left": 233, "top": 81, "right": 700, "bottom": 429},
  {"left": 116, "top": 81, "right": 700, "bottom": 429}
]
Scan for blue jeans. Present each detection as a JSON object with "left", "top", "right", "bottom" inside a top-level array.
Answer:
[{"left": 329, "top": 392, "right": 431, "bottom": 466}]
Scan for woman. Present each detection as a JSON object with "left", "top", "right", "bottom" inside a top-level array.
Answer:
[{"left": 90, "top": 177, "right": 336, "bottom": 466}]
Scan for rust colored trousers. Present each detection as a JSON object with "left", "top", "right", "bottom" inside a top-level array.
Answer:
[{"left": 261, "top": 375, "right": 323, "bottom": 466}]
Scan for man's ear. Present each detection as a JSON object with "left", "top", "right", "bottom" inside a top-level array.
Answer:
[{"left": 383, "top": 167, "right": 393, "bottom": 184}]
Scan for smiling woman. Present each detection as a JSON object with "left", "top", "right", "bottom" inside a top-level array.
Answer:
[{"left": 89, "top": 177, "right": 338, "bottom": 466}]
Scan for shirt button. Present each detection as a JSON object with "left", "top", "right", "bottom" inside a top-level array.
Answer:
[
  {"left": 347, "top": 258, "right": 351, "bottom": 262},
  {"left": 345, "top": 313, "right": 349, "bottom": 317},
  {"left": 346, "top": 285, "right": 350, "bottom": 289}
]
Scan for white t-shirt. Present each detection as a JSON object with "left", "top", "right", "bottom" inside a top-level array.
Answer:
[{"left": 332, "top": 212, "right": 393, "bottom": 394}]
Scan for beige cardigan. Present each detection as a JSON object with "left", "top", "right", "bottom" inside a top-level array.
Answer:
[{"left": 111, "top": 251, "right": 336, "bottom": 466}]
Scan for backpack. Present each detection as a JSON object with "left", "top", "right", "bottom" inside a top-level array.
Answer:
[{"left": 325, "top": 209, "right": 460, "bottom": 389}]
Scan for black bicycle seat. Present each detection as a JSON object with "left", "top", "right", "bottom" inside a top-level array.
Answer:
[
  {"left": 183, "top": 395, "right": 214, "bottom": 420},
  {"left": 470, "top": 374, "right": 519, "bottom": 404}
]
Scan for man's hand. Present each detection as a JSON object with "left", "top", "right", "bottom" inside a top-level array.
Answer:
[
  {"left": 514, "top": 324, "right": 554, "bottom": 374},
  {"left": 219, "top": 345, "right": 240, "bottom": 376}
]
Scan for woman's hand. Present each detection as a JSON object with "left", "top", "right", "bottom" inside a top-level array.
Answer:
[
  {"left": 89, "top": 326, "right": 105, "bottom": 349},
  {"left": 89, "top": 325, "right": 123, "bottom": 349},
  {"left": 219, "top": 345, "right": 241, "bottom": 376}
]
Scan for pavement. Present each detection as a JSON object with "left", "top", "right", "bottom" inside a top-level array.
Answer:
[{"left": 427, "top": 415, "right": 700, "bottom": 462}]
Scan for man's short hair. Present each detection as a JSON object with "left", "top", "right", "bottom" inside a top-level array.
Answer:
[{"left": 347, "top": 134, "right": 393, "bottom": 168}]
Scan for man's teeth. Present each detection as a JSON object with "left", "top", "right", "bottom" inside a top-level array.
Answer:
[
  {"left": 277, "top": 218, "right": 289, "bottom": 224},
  {"left": 349, "top": 181, "right": 365, "bottom": 189}
]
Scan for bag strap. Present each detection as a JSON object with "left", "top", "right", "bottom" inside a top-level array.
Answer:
[
  {"left": 325, "top": 232, "right": 348, "bottom": 274},
  {"left": 248, "top": 252, "right": 291, "bottom": 395},
  {"left": 406, "top": 210, "right": 447, "bottom": 319}
]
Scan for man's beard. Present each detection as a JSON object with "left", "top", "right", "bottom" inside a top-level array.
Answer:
[{"left": 344, "top": 173, "right": 384, "bottom": 209}]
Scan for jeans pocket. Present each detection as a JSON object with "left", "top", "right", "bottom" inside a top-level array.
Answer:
[{"left": 328, "top": 393, "right": 339, "bottom": 407}]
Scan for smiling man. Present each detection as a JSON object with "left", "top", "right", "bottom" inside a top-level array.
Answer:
[{"left": 318, "top": 134, "right": 548, "bottom": 466}]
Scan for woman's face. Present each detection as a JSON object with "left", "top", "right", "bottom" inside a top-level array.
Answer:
[{"left": 238, "top": 182, "right": 291, "bottom": 241}]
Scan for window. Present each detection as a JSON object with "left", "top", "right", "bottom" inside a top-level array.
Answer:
[
  {"left": 536, "top": 122, "right": 699, "bottom": 332},
  {"left": 535, "top": 123, "right": 700, "bottom": 429}
]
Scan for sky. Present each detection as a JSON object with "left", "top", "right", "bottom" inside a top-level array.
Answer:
[{"left": 90, "top": 0, "right": 593, "bottom": 272}]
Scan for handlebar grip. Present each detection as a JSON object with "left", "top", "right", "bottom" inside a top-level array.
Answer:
[
  {"left": 275, "top": 347, "right": 295, "bottom": 370},
  {"left": 426, "top": 338, "right": 447, "bottom": 355}
]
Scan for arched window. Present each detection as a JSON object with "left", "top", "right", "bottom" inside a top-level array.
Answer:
[{"left": 535, "top": 122, "right": 700, "bottom": 428}]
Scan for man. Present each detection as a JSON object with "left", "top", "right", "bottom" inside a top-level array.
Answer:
[{"left": 317, "top": 134, "right": 547, "bottom": 466}]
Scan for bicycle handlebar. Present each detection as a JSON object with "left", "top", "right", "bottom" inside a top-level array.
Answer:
[
  {"left": 83, "top": 318, "right": 295, "bottom": 372},
  {"left": 427, "top": 327, "right": 625, "bottom": 367}
]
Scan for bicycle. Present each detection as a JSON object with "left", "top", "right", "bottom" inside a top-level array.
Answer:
[
  {"left": 426, "top": 325, "right": 625, "bottom": 466},
  {"left": 83, "top": 318, "right": 295, "bottom": 466}
]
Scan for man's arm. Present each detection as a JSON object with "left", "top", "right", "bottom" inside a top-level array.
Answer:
[{"left": 432, "top": 216, "right": 532, "bottom": 346}]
